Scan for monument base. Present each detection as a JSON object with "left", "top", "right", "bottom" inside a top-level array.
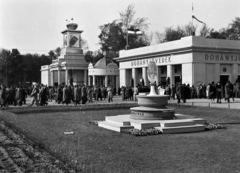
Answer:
[
  {"left": 130, "top": 106, "right": 175, "bottom": 120},
  {"left": 98, "top": 114, "right": 206, "bottom": 134}
]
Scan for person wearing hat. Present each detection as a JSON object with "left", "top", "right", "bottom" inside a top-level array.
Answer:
[{"left": 29, "top": 84, "right": 39, "bottom": 106}]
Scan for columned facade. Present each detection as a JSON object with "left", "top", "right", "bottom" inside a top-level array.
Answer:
[
  {"left": 116, "top": 36, "right": 240, "bottom": 87},
  {"left": 88, "top": 57, "right": 119, "bottom": 89},
  {"left": 41, "top": 22, "right": 89, "bottom": 86}
]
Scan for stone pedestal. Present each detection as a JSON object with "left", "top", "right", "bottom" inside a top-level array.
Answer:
[{"left": 130, "top": 95, "right": 175, "bottom": 120}]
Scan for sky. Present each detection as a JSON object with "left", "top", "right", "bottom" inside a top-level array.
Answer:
[{"left": 0, "top": 0, "right": 239, "bottom": 55}]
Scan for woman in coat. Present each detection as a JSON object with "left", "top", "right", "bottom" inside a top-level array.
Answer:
[{"left": 107, "top": 86, "right": 113, "bottom": 102}]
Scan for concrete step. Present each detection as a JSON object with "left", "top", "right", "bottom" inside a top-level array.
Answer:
[
  {"left": 131, "top": 122, "right": 160, "bottom": 130},
  {"left": 98, "top": 121, "right": 134, "bottom": 132},
  {"left": 105, "top": 116, "right": 131, "bottom": 126},
  {"left": 160, "top": 120, "right": 195, "bottom": 127},
  {"left": 155, "top": 124, "right": 205, "bottom": 134}
]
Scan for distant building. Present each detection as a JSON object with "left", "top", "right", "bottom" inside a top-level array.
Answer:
[
  {"left": 41, "top": 22, "right": 88, "bottom": 86},
  {"left": 88, "top": 57, "right": 119, "bottom": 88},
  {"left": 115, "top": 36, "right": 240, "bottom": 87}
]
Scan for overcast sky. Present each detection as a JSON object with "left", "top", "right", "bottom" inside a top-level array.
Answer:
[{"left": 0, "top": 0, "right": 239, "bottom": 55}]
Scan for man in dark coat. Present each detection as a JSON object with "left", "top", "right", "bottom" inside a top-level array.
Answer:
[
  {"left": 0, "top": 85, "right": 7, "bottom": 108},
  {"left": 121, "top": 86, "right": 126, "bottom": 101},
  {"left": 56, "top": 85, "right": 62, "bottom": 104},
  {"left": 62, "top": 85, "right": 69, "bottom": 105},
  {"left": 171, "top": 84, "right": 176, "bottom": 100},
  {"left": 74, "top": 85, "right": 81, "bottom": 105},
  {"left": 176, "top": 82, "right": 186, "bottom": 103},
  {"left": 81, "top": 84, "right": 87, "bottom": 104},
  {"left": 15, "top": 86, "right": 24, "bottom": 106},
  {"left": 39, "top": 84, "right": 48, "bottom": 106}
]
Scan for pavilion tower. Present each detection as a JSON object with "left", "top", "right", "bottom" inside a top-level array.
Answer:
[{"left": 44, "top": 19, "right": 89, "bottom": 86}]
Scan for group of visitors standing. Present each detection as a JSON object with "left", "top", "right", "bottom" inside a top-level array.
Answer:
[
  {"left": 0, "top": 83, "right": 115, "bottom": 108},
  {"left": 156, "top": 81, "right": 240, "bottom": 104},
  {"left": 0, "top": 84, "right": 29, "bottom": 108}
]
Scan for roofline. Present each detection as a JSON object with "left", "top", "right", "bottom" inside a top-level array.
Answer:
[
  {"left": 61, "top": 29, "right": 83, "bottom": 34},
  {"left": 114, "top": 46, "right": 240, "bottom": 62}
]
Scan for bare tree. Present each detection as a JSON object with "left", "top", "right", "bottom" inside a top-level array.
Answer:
[
  {"left": 154, "top": 31, "right": 165, "bottom": 44},
  {"left": 199, "top": 25, "right": 211, "bottom": 37},
  {"left": 119, "top": 4, "right": 149, "bottom": 32}
]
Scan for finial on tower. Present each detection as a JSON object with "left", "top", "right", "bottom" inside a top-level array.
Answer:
[{"left": 66, "top": 18, "right": 78, "bottom": 30}]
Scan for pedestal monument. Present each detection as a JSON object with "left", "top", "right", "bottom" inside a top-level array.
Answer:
[{"left": 98, "top": 61, "right": 206, "bottom": 134}]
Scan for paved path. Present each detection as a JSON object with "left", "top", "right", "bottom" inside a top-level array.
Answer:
[{"left": 1, "top": 96, "right": 240, "bottom": 110}]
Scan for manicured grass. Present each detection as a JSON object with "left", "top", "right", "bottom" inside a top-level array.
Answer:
[{"left": 0, "top": 106, "right": 240, "bottom": 173}]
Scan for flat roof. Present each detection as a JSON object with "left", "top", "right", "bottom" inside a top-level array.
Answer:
[{"left": 116, "top": 36, "right": 240, "bottom": 61}]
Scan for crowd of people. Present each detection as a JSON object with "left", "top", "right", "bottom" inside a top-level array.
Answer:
[
  {"left": 1, "top": 80, "right": 240, "bottom": 108},
  {"left": 156, "top": 81, "right": 240, "bottom": 104},
  {"left": 0, "top": 84, "right": 115, "bottom": 108}
]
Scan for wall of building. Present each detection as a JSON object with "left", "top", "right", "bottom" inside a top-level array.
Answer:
[{"left": 41, "top": 70, "right": 50, "bottom": 86}]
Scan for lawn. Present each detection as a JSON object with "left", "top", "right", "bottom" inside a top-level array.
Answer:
[{"left": 0, "top": 106, "right": 240, "bottom": 173}]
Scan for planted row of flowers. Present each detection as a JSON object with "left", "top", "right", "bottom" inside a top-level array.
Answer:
[
  {"left": 205, "top": 122, "right": 227, "bottom": 131},
  {"left": 89, "top": 121, "right": 227, "bottom": 136},
  {"left": 121, "top": 128, "right": 162, "bottom": 136}
]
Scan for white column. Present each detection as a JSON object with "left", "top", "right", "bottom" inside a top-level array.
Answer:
[
  {"left": 58, "top": 68, "right": 61, "bottom": 85},
  {"left": 132, "top": 68, "right": 137, "bottom": 87},
  {"left": 120, "top": 69, "right": 126, "bottom": 87},
  {"left": 93, "top": 75, "right": 96, "bottom": 86},
  {"left": 84, "top": 69, "right": 87, "bottom": 85},
  {"left": 142, "top": 67, "right": 147, "bottom": 86},
  {"left": 88, "top": 76, "right": 91, "bottom": 86},
  {"left": 65, "top": 69, "right": 68, "bottom": 85},
  {"left": 167, "top": 65, "right": 173, "bottom": 86},
  {"left": 183, "top": 63, "right": 194, "bottom": 86},
  {"left": 232, "top": 64, "right": 238, "bottom": 83},
  {"left": 51, "top": 71, "right": 54, "bottom": 86},
  {"left": 105, "top": 76, "right": 108, "bottom": 87}
]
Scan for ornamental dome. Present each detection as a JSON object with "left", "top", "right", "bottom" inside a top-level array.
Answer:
[{"left": 66, "top": 23, "right": 78, "bottom": 30}]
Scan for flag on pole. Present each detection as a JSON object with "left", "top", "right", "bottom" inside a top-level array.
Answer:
[
  {"left": 127, "top": 28, "right": 142, "bottom": 35},
  {"left": 192, "top": 4, "right": 206, "bottom": 25},
  {"left": 192, "top": 14, "right": 206, "bottom": 25}
]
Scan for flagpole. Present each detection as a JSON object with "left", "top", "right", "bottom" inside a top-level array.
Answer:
[
  {"left": 192, "top": 3, "right": 194, "bottom": 36},
  {"left": 126, "top": 28, "right": 128, "bottom": 50}
]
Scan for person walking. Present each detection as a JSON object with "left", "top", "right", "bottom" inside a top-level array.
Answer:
[
  {"left": 216, "top": 82, "right": 222, "bottom": 103},
  {"left": 56, "top": 85, "right": 62, "bottom": 104},
  {"left": 171, "top": 84, "right": 176, "bottom": 100},
  {"left": 29, "top": 84, "right": 39, "bottom": 106},
  {"left": 121, "top": 86, "right": 126, "bottom": 101},
  {"left": 107, "top": 85, "right": 113, "bottom": 102},
  {"left": 0, "top": 85, "right": 7, "bottom": 108},
  {"left": 176, "top": 82, "right": 186, "bottom": 103},
  {"left": 209, "top": 82, "right": 216, "bottom": 103},
  {"left": 39, "top": 84, "right": 48, "bottom": 106},
  {"left": 73, "top": 85, "right": 80, "bottom": 105},
  {"left": 87, "top": 86, "right": 93, "bottom": 103},
  {"left": 15, "top": 86, "right": 24, "bottom": 106},
  {"left": 62, "top": 85, "right": 69, "bottom": 105},
  {"left": 224, "top": 81, "right": 231, "bottom": 103},
  {"left": 133, "top": 85, "right": 139, "bottom": 102},
  {"left": 81, "top": 84, "right": 87, "bottom": 104}
]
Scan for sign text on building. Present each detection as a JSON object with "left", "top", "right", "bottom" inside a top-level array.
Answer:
[
  {"left": 131, "top": 56, "right": 171, "bottom": 67},
  {"left": 205, "top": 54, "right": 240, "bottom": 61}
]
